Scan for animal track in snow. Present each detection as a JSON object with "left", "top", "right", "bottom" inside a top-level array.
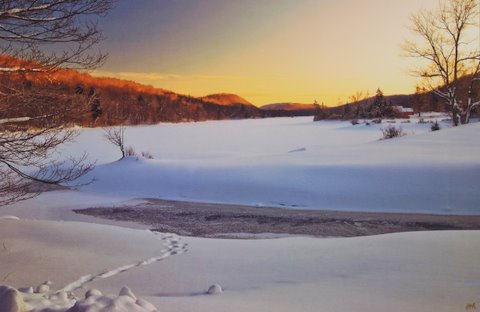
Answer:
[{"left": 58, "top": 231, "right": 188, "bottom": 294}]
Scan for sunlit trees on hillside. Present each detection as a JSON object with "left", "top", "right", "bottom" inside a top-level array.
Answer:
[
  {"left": 0, "top": 0, "right": 115, "bottom": 204},
  {"left": 402, "top": 0, "right": 480, "bottom": 125}
]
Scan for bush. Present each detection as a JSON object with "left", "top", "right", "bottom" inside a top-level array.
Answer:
[
  {"left": 430, "top": 120, "right": 441, "bottom": 131},
  {"left": 351, "top": 119, "right": 359, "bottom": 125},
  {"left": 381, "top": 125, "right": 406, "bottom": 139},
  {"left": 372, "top": 118, "right": 382, "bottom": 124},
  {"left": 141, "top": 151, "right": 154, "bottom": 159},
  {"left": 125, "top": 146, "right": 136, "bottom": 156}
]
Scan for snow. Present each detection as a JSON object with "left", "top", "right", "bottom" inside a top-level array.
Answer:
[
  {"left": 207, "top": 284, "right": 223, "bottom": 295},
  {"left": 0, "top": 117, "right": 32, "bottom": 124},
  {"left": 0, "top": 219, "right": 478, "bottom": 312},
  {"left": 56, "top": 116, "right": 479, "bottom": 214},
  {"left": 393, "top": 105, "right": 414, "bottom": 113},
  {"left": 0, "top": 218, "right": 183, "bottom": 311},
  {"left": 0, "top": 215, "right": 20, "bottom": 220},
  {"left": 2, "top": 116, "right": 480, "bottom": 311},
  {"left": 0, "top": 190, "right": 149, "bottom": 229},
  {"left": 0, "top": 284, "right": 159, "bottom": 312}
]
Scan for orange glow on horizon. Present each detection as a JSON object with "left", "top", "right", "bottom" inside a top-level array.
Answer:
[{"left": 98, "top": 0, "right": 448, "bottom": 106}]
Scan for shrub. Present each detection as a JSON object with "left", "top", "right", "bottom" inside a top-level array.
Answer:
[
  {"left": 141, "top": 151, "right": 154, "bottom": 159},
  {"left": 381, "top": 125, "right": 406, "bottom": 139},
  {"left": 351, "top": 119, "right": 359, "bottom": 125},
  {"left": 430, "top": 120, "right": 441, "bottom": 131},
  {"left": 372, "top": 118, "right": 382, "bottom": 124},
  {"left": 125, "top": 146, "right": 136, "bottom": 156}
]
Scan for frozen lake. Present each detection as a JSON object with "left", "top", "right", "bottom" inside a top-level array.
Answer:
[{"left": 59, "top": 116, "right": 480, "bottom": 215}]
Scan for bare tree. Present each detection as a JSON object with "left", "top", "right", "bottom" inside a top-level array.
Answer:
[
  {"left": 349, "top": 90, "right": 370, "bottom": 118},
  {"left": 0, "top": 127, "right": 93, "bottom": 205},
  {"left": 104, "top": 125, "right": 126, "bottom": 159},
  {"left": 0, "top": 0, "right": 115, "bottom": 205},
  {"left": 402, "top": 0, "right": 480, "bottom": 125},
  {"left": 349, "top": 91, "right": 370, "bottom": 104},
  {"left": 0, "top": 1, "right": 114, "bottom": 71}
]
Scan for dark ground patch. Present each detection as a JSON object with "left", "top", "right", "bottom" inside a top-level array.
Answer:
[{"left": 74, "top": 198, "right": 480, "bottom": 238}]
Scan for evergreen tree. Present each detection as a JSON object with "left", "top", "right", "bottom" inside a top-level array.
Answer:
[
  {"left": 313, "top": 101, "right": 330, "bottom": 121},
  {"left": 372, "top": 88, "right": 386, "bottom": 117}
]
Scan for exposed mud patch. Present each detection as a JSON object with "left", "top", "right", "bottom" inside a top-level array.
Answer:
[{"left": 74, "top": 198, "right": 480, "bottom": 238}]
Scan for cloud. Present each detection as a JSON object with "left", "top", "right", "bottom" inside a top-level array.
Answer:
[{"left": 92, "top": 70, "right": 240, "bottom": 83}]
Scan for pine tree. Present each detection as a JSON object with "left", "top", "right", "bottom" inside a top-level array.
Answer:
[
  {"left": 313, "top": 101, "right": 330, "bottom": 121},
  {"left": 372, "top": 89, "right": 386, "bottom": 117}
]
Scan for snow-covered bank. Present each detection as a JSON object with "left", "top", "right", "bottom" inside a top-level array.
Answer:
[
  {"left": 0, "top": 190, "right": 149, "bottom": 229},
  {"left": 0, "top": 218, "right": 186, "bottom": 311},
  {"left": 63, "top": 117, "right": 480, "bottom": 214},
  {"left": 0, "top": 218, "right": 478, "bottom": 312}
]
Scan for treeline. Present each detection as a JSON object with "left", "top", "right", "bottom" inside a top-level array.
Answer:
[
  {"left": 71, "top": 84, "right": 265, "bottom": 126},
  {"left": 0, "top": 55, "right": 323, "bottom": 128},
  {"left": 0, "top": 64, "right": 266, "bottom": 128},
  {"left": 313, "top": 88, "right": 451, "bottom": 121},
  {"left": 4, "top": 54, "right": 473, "bottom": 128}
]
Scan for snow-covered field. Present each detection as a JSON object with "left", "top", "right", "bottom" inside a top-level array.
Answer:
[
  {"left": 1, "top": 218, "right": 479, "bottom": 312},
  {"left": 1, "top": 116, "right": 480, "bottom": 311},
  {"left": 67, "top": 116, "right": 479, "bottom": 214}
]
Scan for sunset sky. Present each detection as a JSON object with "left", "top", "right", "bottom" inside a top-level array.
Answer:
[{"left": 95, "top": 0, "right": 441, "bottom": 106}]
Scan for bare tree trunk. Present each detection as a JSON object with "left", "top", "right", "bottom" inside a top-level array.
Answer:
[{"left": 104, "top": 125, "right": 126, "bottom": 159}]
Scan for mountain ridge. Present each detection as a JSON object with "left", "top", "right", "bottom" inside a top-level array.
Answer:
[{"left": 200, "top": 93, "right": 254, "bottom": 106}]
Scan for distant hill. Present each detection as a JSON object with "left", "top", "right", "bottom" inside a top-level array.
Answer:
[
  {"left": 261, "top": 103, "right": 316, "bottom": 111},
  {"left": 260, "top": 103, "right": 318, "bottom": 117},
  {"left": 344, "top": 94, "right": 413, "bottom": 109},
  {"left": 200, "top": 93, "right": 254, "bottom": 106}
]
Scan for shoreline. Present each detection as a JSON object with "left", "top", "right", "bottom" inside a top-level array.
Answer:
[{"left": 73, "top": 198, "right": 480, "bottom": 238}]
